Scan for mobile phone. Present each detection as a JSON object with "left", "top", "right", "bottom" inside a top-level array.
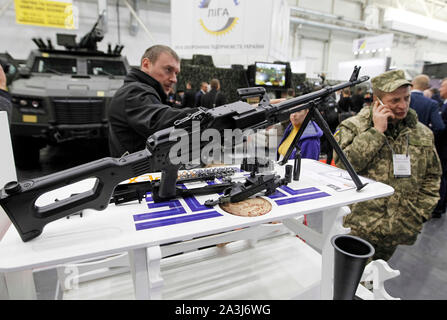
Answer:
[{"left": 377, "top": 97, "right": 393, "bottom": 122}]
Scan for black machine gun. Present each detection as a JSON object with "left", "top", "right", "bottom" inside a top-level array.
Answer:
[
  {"left": 77, "top": 12, "right": 105, "bottom": 51},
  {"left": 34, "top": 12, "right": 110, "bottom": 53},
  {"left": 0, "top": 67, "right": 369, "bottom": 242}
]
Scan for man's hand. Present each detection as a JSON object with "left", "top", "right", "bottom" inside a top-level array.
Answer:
[
  {"left": 270, "top": 98, "right": 286, "bottom": 104},
  {"left": 0, "top": 65, "right": 6, "bottom": 91},
  {"left": 250, "top": 98, "right": 285, "bottom": 107},
  {"left": 372, "top": 100, "right": 394, "bottom": 133}
]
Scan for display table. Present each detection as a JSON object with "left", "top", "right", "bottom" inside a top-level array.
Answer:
[{"left": 0, "top": 159, "right": 394, "bottom": 300}]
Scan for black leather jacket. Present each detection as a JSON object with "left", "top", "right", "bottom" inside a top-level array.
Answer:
[{"left": 108, "top": 68, "right": 197, "bottom": 157}]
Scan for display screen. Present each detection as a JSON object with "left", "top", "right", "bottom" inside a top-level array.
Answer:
[
  {"left": 255, "top": 62, "right": 287, "bottom": 87},
  {"left": 422, "top": 63, "right": 447, "bottom": 80}
]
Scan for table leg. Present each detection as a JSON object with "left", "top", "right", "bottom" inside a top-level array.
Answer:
[
  {"left": 320, "top": 206, "right": 351, "bottom": 300},
  {"left": 128, "top": 246, "right": 163, "bottom": 300},
  {"left": 0, "top": 273, "right": 8, "bottom": 299},
  {"left": 147, "top": 246, "right": 163, "bottom": 299},
  {"left": 3, "top": 270, "right": 37, "bottom": 300}
]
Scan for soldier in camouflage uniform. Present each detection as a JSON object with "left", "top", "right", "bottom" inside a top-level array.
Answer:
[{"left": 333, "top": 70, "right": 441, "bottom": 261}]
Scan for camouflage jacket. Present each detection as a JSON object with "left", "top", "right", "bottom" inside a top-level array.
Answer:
[{"left": 334, "top": 106, "right": 441, "bottom": 246}]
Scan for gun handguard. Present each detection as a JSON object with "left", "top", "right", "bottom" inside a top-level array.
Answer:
[{"left": 0, "top": 149, "right": 152, "bottom": 242}]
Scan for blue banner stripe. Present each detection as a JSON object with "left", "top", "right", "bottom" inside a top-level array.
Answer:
[
  {"left": 135, "top": 211, "right": 222, "bottom": 231},
  {"left": 275, "top": 192, "right": 331, "bottom": 206},
  {"left": 133, "top": 207, "right": 187, "bottom": 222}
]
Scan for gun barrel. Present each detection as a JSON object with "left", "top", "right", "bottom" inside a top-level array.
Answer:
[{"left": 273, "top": 75, "right": 369, "bottom": 112}]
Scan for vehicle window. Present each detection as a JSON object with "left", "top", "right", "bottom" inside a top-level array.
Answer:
[
  {"left": 32, "top": 57, "right": 77, "bottom": 74},
  {"left": 87, "top": 60, "right": 127, "bottom": 76}
]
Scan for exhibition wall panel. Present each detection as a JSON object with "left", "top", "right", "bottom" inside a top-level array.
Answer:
[{"left": 1, "top": 0, "right": 447, "bottom": 80}]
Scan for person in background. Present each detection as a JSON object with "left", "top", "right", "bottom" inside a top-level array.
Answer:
[
  {"left": 335, "top": 89, "right": 342, "bottom": 104},
  {"left": 430, "top": 87, "right": 443, "bottom": 108},
  {"left": 182, "top": 81, "right": 196, "bottom": 108},
  {"left": 0, "top": 64, "right": 11, "bottom": 123},
  {"left": 173, "top": 89, "right": 184, "bottom": 108},
  {"left": 334, "top": 69, "right": 441, "bottom": 261},
  {"left": 337, "top": 87, "right": 355, "bottom": 122},
  {"left": 439, "top": 82, "right": 447, "bottom": 115},
  {"left": 351, "top": 87, "right": 365, "bottom": 113},
  {"left": 201, "top": 78, "right": 226, "bottom": 109},
  {"left": 286, "top": 88, "right": 295, "bottom": 99},
  {"left": 410, "top": 74, "right": 445, "bottom": 134},
  {"left": 278, "top": 109, "right": 323, "bottom": 161},
  {"left": 363, "top": 90, "right": 373, "bottom": 108},
  {"left": 194, "top": 81, "right": 208, "bottom": 107},
  {"left": 433, "top": 78, "right": 447, "bottom": 218},
  {"left": 166, "top": 87, "right": 176, "bottom": 107}
]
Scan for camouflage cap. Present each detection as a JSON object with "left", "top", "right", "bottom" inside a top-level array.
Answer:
[{"left": 371, "top": 70, "right": 412, "bottom": 93}]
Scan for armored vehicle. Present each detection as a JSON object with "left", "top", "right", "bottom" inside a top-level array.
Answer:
[
  {"left": 0, "top": 52, "right": 21, "bottom": 86},
  {"left": 9, "top": 17, "right": 129, "bottom": 168}
]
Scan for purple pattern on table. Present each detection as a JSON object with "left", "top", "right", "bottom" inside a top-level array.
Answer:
[
  {"left": 135, "top": 211, "right": 222, "bottom": 231},
  {"left": 275, "top": 192, "right": 331, "bottom": 206},
  {"left": 280, "top": 186, "right": 320, "bottom": 195}
]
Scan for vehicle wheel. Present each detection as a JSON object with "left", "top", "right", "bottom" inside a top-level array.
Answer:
[{"left": 11, "top": 136, "right": 42, "bottom": 169}]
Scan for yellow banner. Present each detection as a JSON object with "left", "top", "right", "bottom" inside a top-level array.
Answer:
[{"left": 14, "top": 0, "right": 75, "bottom": 29}]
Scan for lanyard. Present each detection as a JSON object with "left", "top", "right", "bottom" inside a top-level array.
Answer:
[
  {"left": 385, "top": 134, "right": 411, "bottom": 177},
  {"left": 385, "top": 134, "right": 410, "bottom": 157}
]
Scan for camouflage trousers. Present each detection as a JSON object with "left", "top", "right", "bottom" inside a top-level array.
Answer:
[{"left": 348, "top": 229, "right": 398, "bottom": 262}]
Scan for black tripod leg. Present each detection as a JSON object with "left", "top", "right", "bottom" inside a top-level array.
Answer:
[
  {"left": 311, "top": 108, "right": 367, "bottom": 191},
  {"left": 293, "top": 150, "right": 301, "bottom": 181}
]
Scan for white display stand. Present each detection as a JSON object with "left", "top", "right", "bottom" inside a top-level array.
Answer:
[
  {"left": 0, "top": 111, "right": 16, "bottom": 239},
  {"left": 0, "top": 111, "right": 18, "bottom": 300},
  {"left": 0, "top": 160, "right": 395, "bottom": 300}
]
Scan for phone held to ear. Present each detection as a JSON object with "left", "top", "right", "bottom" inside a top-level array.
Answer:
[{"left": 377, "top": 97, "right": 394, "bottom": 122}]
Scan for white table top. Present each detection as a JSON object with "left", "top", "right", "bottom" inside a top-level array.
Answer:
[{"left": 0, "top": 159, "right": 394, "bottom": 272}]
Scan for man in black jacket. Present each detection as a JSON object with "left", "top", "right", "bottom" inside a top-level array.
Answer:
[
  {"left": 108, "top": 45, "right": 197, "bottom": 157},
  {"left": 201, "top": 78, "right": 226, "bottom": 109},
  {"left": 194, "top": 82, "right": 208, "bottom": 107},
  {"left": 181, "top": 81, "right": 196, "bottom": 108},
  {"left": 351, "top": 87, "right": 364, "bottom": 113},
  {"left": 433, "top": 78, "right": 447, "bottom": 218}
]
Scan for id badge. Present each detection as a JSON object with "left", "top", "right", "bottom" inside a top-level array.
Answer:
[{"left": 393, "top": 154, "right": 411, "bottom": 178}]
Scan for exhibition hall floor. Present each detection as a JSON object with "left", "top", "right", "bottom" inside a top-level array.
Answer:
[{"left": 16, "top": 141, "right": 447, "bottom": 300}]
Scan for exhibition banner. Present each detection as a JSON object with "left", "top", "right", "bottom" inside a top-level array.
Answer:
[
  {"left": 14, "top": 0, "right": 77, "bottom": 29},
  {"left": 352, "top": 33, "right": 394, "bottom": 54},
  {"left": 171, "top": 0, "right": 290, "bottom": 58}
]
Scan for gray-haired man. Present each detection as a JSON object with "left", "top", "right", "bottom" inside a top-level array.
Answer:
[{"left": 334, "top": 69, "right": 441, "bottom": 260}]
